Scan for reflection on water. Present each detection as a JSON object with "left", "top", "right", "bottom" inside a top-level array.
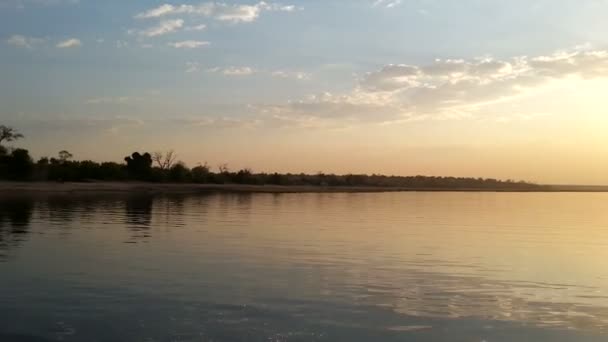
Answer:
[
  {"left": 0, "top": 192, "right": 607, "bottom": 341},
  {"left": 0, "top": 198, "right": 33, "bottom": 259}
]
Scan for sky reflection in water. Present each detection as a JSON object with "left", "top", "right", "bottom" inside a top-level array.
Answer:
[{"left": 1, "top": 192, "right": 607, "bottom": 341}]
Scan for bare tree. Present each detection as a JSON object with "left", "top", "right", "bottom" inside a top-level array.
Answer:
[
  {"left": 0, "top": 125, "right": 24, "bottom": 145},
  {"left": 152, "top": 150, "right": 177, "bottom": 170},
  {"left": 195, "top": 161, "right": 210, "bottom": 172},
  {"left": 218, "top": 163, "right": 230, "bottom": 174}
]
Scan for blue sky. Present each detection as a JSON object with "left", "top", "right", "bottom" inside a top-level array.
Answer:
[{"left": 2, "top": 0, "right": 608, "bottom": 183}]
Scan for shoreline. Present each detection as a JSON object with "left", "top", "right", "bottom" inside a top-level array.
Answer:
[{"left": 0, "top": 181, "right": 606, "bottom": 195}]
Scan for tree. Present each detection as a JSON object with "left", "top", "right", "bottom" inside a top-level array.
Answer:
[
  {"left": 5, "top": 148, "right": 33, "bottom": 180},
  {"left": 124, "top": 152, "right": 153, "bottom": 180},
  {"left": 191, "top": 162, "right": 210, "bottom": 183},
  {"left": 58, "top": 150, "right": 73, "bottom": 162},
  {"left": 0, "top": 125, "right": 24, "bottom": 145},
  {"left": 152, "top": 150, "right": 176, "bottom": 170},
  {"left": 218, "top": 163, "right": 230, "bottom": 174},
  {"left": 169, "top": 162, "right": 190, "bottom": 182}
]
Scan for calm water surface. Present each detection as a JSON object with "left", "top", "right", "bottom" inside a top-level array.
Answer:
[{"left": 1, "top": 192, "right": 608, "bottom": 341}]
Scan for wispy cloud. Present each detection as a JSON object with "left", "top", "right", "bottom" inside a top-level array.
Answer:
[
  {"left": 372, "top": 0, "right": 403, "bottom": 8},
  {"left": 204, "top": 66, "right": 255, "bottom": 75},
  {"left": 140, "top": 19, "right": 184, "bottom": 37},
  {"left": 185, "top": 23, "right": 207, "bottom": 31},
  {"left": 56, "top": 38, "right": 81, "bottom": 48},
  {"left": 169, "top": 40, "right": 210, "bottom": 48},
  {"left": 169, "top": 116, "right": 261, "bottom": 129},
  {"left": 271, "top": 70, "right": 311, "bottom": 80},
  {"left": 203, "top": 66, "right": 309, "bottom": 79},
  {"left": 135, "top": 2, "right": 298, "bottom": 23},
  {"left": 252, "top": 46, "right": 608, "bottom": 126},
  {"left": 6, "top": 34, "right": 45, "bottom": 48}
]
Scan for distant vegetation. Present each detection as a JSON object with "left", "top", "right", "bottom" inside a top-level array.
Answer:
[{"left": 0, "top": 125, "right": 542, "bottom": 190}]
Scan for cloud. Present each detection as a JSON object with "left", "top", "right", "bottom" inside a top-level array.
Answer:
[
  {"left": 223, "top": 67, "right": 256, "bottom": 76},
  {"left": 185, "top": 24, "right": 207, "bottom": 31},
  {"left": 169, "top": 116, "right": 261, "bottom": 129},
  {"left": 271, "top": 70, "right": 311, "bottom": 80},
  {"left": 135, "top": 3, "right": 177, "bottom": 18},
  {"left": 372, "top": 0, "right": 403, "bottom": 8},
  {"left": 205, "top": 66, "right": 256, "bottom": 75},
  {"left": 252, "top": 46, "right": 608, "bottom": 126},
  {"left": 56, "top": 38, "right": 81, "bottom": 48},
  {"left": 135, "top": 1, "right": 298, "bottom": 23},
  {"left": 168, "top": 40, "right": 210, "bottom": 48},
  {"left": 6, "top": 34, "right": 45, "bottom": 48},
  {"left": 140, "top": 19, "right": 184, "bottom": 37},
  {"left": 204, "top": 66, "right": 309, "bottom": 79}
]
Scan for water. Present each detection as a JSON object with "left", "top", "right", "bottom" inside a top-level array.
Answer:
[{"left": 1, "top": 192, "right": 607, "bottom": 341}]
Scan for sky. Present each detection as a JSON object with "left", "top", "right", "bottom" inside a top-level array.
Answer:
[{"left": 2, "top": 0, "right": 608, "bottom": 184}]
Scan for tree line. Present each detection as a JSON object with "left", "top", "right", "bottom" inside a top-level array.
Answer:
[{"left": 0, "top": 125, "right": 543, "bottom": 189}]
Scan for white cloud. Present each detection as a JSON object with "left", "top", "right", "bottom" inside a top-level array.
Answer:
[
  {"left": 253, "top": 47, "right": 608, "bottom": 126},
  {"left": 185, "top": 24, "right": 207, "bottom": 31},
  {"left": 168, "top": 40, "right": 210, "bottom": 48},
  {"left": 140, "top": 19, "right": 184, "bottom": 37},
  {"left": 135, "top": 3, "right": 177, "bottom": 18},
  {"left": 271, "top": 70, "right": 311, "bottom": 80},
  {"left": 372, "top": 0, "right": 403, "bottom": 8},
  {"left": 135, "top": 1, "right": 298, "bottom": 23},
  {"left": 205, "top": 66, "right": 309, "bottom": 79},
  {"left": 56, "top": 38, "right": 81, "bottom": 48},
  {"left": 6, "top": 34, "right": 45, "bottom": 48},
  {"left": 206, "top": 66, "right": 256, "bottom": 76},
  {"left": 223, "top": 66, "right": 256, "bottom": 76}
]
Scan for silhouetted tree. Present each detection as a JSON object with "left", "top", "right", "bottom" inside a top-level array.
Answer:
[
  {"left": 0, "top": 125, "right": 24, "bottom": 146},
  {"left": 169, "top": 162, "right": 190, "bottom": 182},
  {"left": 218, "top": 163, "right": 230, "bottom": 174},
  {"left": 58, "top": 150, "right": 73, "bottom": 163},
  {"left": 1, "top": 148, "right": 33, "bottom": 180},
  {"left": 233, "top": 168, "right": 254, "bottom": 184},
  {"left": 191, "top": 162, "right": 210, "bottom": 183},
  {"left": 152, "top": 150, "right": 177, "bottom": 170},
  {"left": 124, "top": 152, "right": 152, "bottom": 180}
]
